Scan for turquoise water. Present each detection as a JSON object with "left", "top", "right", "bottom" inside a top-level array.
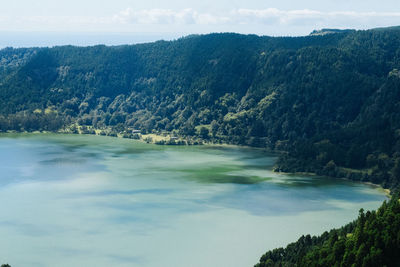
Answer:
[{"left": 0, "top": 134, "right": 387, "bottom": 267}]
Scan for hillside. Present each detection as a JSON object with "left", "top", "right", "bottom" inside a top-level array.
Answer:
[
  {"left": 1, "top": 27, "right": 400, "bottom": 188},
  {"left": 255, "top": 195, "right": 400, "bottom": 267}
]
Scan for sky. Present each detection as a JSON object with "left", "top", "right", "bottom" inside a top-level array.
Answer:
[{"left": 0, "top": 0, "right": 399, "bottom": 47}]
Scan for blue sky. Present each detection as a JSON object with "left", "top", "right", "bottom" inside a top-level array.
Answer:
[{"left": 0, "top": 0, "right": 399, "bottom": 46}]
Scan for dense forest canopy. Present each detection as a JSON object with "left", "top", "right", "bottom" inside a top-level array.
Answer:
[
  {"left": 1, "top": 27, "right": 400, "bottom": 188},
  {"left": 256, "top": 195, "right": 400, "bottom": 267}
]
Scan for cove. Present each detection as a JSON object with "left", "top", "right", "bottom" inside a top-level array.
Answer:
[{"left": 0, "top": 133, "right": 387, "bottom": 267}]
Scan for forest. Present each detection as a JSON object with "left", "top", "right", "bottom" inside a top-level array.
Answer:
[
  {"left": 1, "top": 27, "right": 400, "bottom": 190},
  {"left": 255, "top": 194, "right": 400, "bottom": 267}
]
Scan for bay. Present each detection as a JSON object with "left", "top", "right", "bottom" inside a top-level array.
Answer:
[{"left": 0, "top": 134, "right": 387, "bottom": 267}]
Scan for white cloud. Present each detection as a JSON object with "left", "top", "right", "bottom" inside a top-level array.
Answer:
[
  {"left": 110, "top": 7, "right": 400, "bottom": 31},
  {"left": 0, "top": 8, "right": 400, "bottom": 34},
  {"left": 113, "top": 8, "right": 230, "bottom": 25},
  {"left": 230, "top": 8, "right": 400, "bottom": 26}
]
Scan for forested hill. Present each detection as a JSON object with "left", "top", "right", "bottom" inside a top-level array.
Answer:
[
  {"left": 256, "top": 195, "right": 400, "bottom": 267},
  {"left": 1, "top": 27, "right": 400, "bottom": 188}
]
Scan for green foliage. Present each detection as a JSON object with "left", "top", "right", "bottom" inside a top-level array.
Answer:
[
  {"left": 256, "top": 195, "right": 400, "bottom": 267},
  {"left": 0, "top": 28, "right": 400, "bottom": 187},
  {"left": 199, "top": 126, "right": 210, "bottom": 139}
]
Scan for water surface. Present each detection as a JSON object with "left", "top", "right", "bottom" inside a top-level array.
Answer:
[{"left": 0, "top": 134, "right": 387, "bottom": 267}]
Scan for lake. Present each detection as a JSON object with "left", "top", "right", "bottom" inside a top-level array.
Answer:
[{"left": 0, "top": 133, "right": 387, "bottom": 267}]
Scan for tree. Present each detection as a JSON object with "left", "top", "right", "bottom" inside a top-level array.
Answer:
[{"left": 199, "top": 127, "right": 209, "bottom": 139}]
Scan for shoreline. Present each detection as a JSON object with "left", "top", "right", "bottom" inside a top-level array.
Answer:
[
  {"left": 362, "top": 181, "right": 391, "bottom": 197},
  {"left": 1, "top": 129, "right": 278, "bottom": 153},
  {"left": 0, "top": 130, "right": 392, "bottom": 197},
  {"left": 276, "top": 169, "right": 392, "bottom": 197}
]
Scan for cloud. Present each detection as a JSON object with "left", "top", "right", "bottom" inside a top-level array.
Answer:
[
  {"left": 113, "top": 8, "right": 229, "bottom": 25},
  {"left": 114, "top": 8, "right": 194, "bottom": 24},
  {"left": 113, "top": 7, "right": 400, "bottom": 28},
  {"left": 230, "top": 8, "right": 400, "bottom": 27},
  {"left": 0, "top": 8, "right": 400, "bottom": 34}
]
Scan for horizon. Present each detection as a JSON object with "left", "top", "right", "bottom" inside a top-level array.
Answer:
[{"left": 0, "top": 25, "right": 398, "bottom": 49}]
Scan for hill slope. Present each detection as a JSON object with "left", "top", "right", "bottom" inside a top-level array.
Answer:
[
  {"left": 1, "top": 27, "right": 400, "bottom": 188},
  {"left": 256, "top": 195, "right": 400, "bottom": 267}
]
